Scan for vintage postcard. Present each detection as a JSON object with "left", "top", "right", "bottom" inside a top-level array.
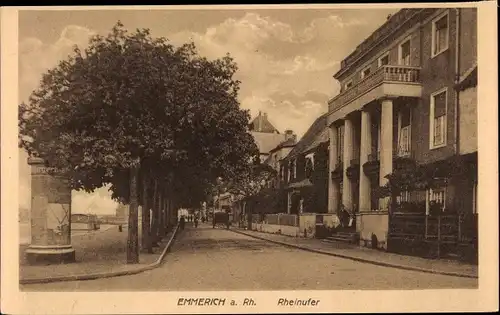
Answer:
[{"left": 1, "top": 3, "right": 498, "bottom": 314}]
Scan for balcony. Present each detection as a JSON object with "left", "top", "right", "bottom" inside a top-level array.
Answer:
[{"left": 328, "top": 65, "right": 422, "bottom": 119}]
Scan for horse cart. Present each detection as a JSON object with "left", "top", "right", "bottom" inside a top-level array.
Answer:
[{"left": 212, "top": 212, "right": 230, "bottom": 229}]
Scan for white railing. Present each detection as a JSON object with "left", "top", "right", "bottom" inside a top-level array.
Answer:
[{"left": 329, "top": 65, "right": 421, "bottom": 112}]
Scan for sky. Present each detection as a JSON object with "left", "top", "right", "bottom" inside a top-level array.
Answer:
[{"left": 18, "top": 7, "right": 398, "bottom": 214}]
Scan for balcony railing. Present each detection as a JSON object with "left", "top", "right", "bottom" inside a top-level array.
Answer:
[
  {"left": 396, "top": 146, "right": 413, "bottom": 158},
  {"left": 329, "top": 65, "right": 422, "bottom": 112}
]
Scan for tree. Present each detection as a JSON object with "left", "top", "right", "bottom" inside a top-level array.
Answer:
[
  {"left": 19, "top": 21, "right": 257, "bottom": 262},
  {"left": 225, "top": 162, "right": 276, "bottom": 225}
]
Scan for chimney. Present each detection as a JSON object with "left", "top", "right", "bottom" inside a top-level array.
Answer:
[{"left": 285, "top": 129, "right": 295, "bottom": 141}]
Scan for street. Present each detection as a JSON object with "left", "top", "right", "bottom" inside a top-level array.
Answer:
[{"left": 21, "top": 224, "right": 478, "bottom": 291}]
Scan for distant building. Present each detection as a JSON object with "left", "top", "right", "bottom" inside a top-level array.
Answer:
[
  {"left": 264, "top": 129, "right": 297, "bottom": 188},
  {"left": 249, "top": 111, "right": 290, "bottom": 162}
]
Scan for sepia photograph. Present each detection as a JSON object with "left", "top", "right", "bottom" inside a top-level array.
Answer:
[{"left": 1, "top": 3, "right": 498, "bottom": 314}]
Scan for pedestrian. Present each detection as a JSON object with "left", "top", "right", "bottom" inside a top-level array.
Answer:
[
  {"left": 180, "top": 215, "right": 186, "bottom": 230},
  {"left": 194, "top": 216, "right": 199, "bottom": 228}
]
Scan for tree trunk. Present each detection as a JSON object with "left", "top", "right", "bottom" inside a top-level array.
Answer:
[
  {"left": 141, "top": 173, "right": 153, "bottom": 254},
  {"left": 242, "top": 201, "right": 247, "bottom": 228},
  {"left": 246, "top": 201, "right": 252, "bottom": 230},
  {"left": 165, "top": 189, "right": 172, "bottom": 232},
  {"left": 127, "top": 164, "right": 140, "bottom": 264},
  {"left": 151, "top": 179, "right": 159, "bottom": 247},
  {"left": 158, "top": 189, "right": 165, "bottom": 239},
  {"left": 171, "top": 196, "right": 177, "bottom": 225},
  {"left": 164, "top": 187, "right": 169, "bottom": 233}
]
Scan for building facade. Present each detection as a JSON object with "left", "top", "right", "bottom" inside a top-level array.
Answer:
[
  {"left": 264, "top": 130, "right": 297, "bottom": 188},
  {"left": 281, "top": 114, "right": 330, "bottom": 215},
  {"left": 326, "top": 8, "right": 478, "bottom": 256}
]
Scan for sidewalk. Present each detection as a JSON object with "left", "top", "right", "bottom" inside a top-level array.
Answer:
[
  {"left": 231, "top": 227, "right": 478, "bottom": 279},
  {"left": 20, "top": 224, "right": 178, "bottom": 284}
]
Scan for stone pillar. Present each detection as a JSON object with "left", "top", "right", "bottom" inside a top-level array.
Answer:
[
  {"left": 380, "top": 98, "right": 394, "bottom": 210},
  {"left": 359, "top": 110, "right": 372, "bottom": 212},
  {"left": 25, "top": 157, "right": 76, "bottom": 264},
  {"left": 342, "top": 117, "right": 354, "bottom": 210},
  {"left": 328, "top": 124, "right": 340, "bottom": 214}
]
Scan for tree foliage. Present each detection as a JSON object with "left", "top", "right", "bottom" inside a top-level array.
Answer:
[
  {"left": 19, "top": 21, "right": 257, "bottom": 204},
  {"left": 19, "top": 21, "right": 258, "bottom": 261},
  {"left": 225, "top": 162, "right": 276, "bottom": 200}
]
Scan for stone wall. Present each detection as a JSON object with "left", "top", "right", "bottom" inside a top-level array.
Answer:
[
  {"left": 252, "top": 223, "right": 299, "bottom": 237},
  {"left": 357, "top": 212, "right": 389, "bottom": 250}
]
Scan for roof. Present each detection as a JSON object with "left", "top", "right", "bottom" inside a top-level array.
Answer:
[
  {"left": 249, "top": 112, "right": 280, "bottom": 133},
  {"left": 251, "top": 131, "right": 286, "bottom": 155},
  {"left": 286, "top": 113, "right": 329, "bottom": 160},
  {"left": 269, "top": 137, "right": 297, "bottom": 154},
  {"left": 263, "top": 154, "right": 272, "bottom": 165}
]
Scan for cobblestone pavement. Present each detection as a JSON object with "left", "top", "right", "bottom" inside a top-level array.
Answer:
[{"left": 21, "top": 223, "right": 478, "bottom": 291}]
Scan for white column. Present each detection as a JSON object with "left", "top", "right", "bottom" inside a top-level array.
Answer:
[
  {"left": 328, "top": 125, "right": 340, "bottom": 214},
  {"left": 359, "top": 110, "right": 372, "bottom": 212},
  {"left": 380, "top": 98, "right": 394, "bottom": 211},
  {"left": 342, "top": 117, "right": 354, "bottom": 210}
]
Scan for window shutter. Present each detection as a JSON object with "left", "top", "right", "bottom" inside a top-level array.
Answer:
[{"left": 433, "top": 91, "right": 447, "bottom": 117}]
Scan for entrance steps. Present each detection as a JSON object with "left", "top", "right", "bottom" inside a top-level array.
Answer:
[{"left": 323, "top": 231, "right": 359, "bottom": 244}]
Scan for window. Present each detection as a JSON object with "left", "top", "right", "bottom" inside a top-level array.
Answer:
[
  {"left": 305, "top": 157, "right": 314, "bottom": 178},
  {"left": 432, "top": 12, "right": 449, "bottom": 57},
  {"left": 361, "top": 66, "right": 371, "bottom": 79},
  {"left": 430, "top": 88, "right": 447, "bottom": 149},
  {"left": 399, "top": 38, "right": 411, "bottom": 65},
  {"left": 378, "top": 53, "right": 389, "bottom": 67},
  {"left": 337, "top": 125, "right": 345, "bottom": 163},
  {"left": 398, "top": 106, "right": 412, "bottom": 156},
  {"left": 293, "top": 159, "right": 297, "bottom": 180},
  {"left": 345, "top": 80, "right": 353, "bottom": 90},
  {"left": 399, "top": 126, "right": 411, "bottom": 156}
]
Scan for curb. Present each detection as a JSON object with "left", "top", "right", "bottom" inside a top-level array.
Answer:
[
  {"left": 230, "top": 228, "right": 478, "bottom": 279},
  {"left": 20, "top": 224, "right": 180, "bottom": 285}
]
